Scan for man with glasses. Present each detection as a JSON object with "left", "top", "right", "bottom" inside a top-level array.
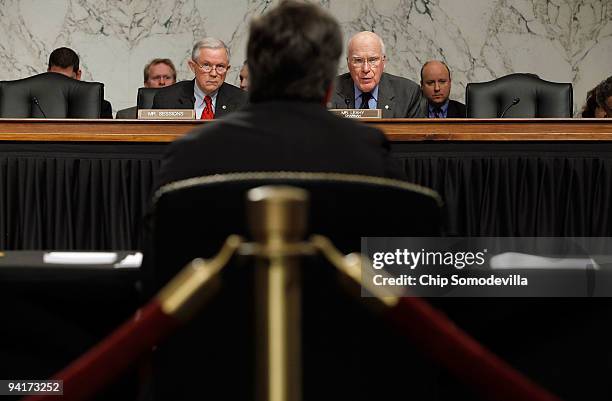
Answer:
[
  {"left": 330, "top": 31, "right": 425, "bottom": 118},
  {"left": 116, "top": 58, "right": 177, "bottom": 119},
  {"left": 152, "top": 38, "right": 247, "bottom": 119}
]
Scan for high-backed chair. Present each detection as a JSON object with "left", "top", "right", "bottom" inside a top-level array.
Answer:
[
  {"left": 0, "top": 72, "right": 103, "bottom": 118},
  {"left": 147, "top": 171, "right": 443, "bottom": 288},
  {"left": 137, "top": 87, "right": 161, "bottom": 110},
  {"left": 144, "top": 171, "right": 444, "bottom": 401},
  {"left": 465, "top": 73, "right": 573, "bottom": 118}
]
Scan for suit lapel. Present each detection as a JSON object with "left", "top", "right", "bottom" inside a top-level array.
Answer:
[
  {"left": 215, "top": 83, "right": 228, "bottom": 118},
  {"left": 377, "top": 74, "right": 396, "bottom": 118},
  {"left": 336, "top": 74, "right": 356, "bottom": 108},
  {"left": 178, "top": 80, "right": 196, "bottom": 108}
]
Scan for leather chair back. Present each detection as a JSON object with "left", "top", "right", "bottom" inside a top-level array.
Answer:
[
  {"left": 466, "top": 73, "right": 573, "bottom": 118},
  {"left": 137, "top": 87, "right": 161, "bottom": 110},
  {"left": 147, "top": 171, "right": 443, "bottom": 289},
  {"left": 144, "top": 172, "right": 444, "bottom": 401},
  {"left": 0, "top": 72, "right": 103, "bottom": 118}
]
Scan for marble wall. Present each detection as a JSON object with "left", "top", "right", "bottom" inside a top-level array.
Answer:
[{"left": 0, "top": 0, "right": 610, "bottom": 115}]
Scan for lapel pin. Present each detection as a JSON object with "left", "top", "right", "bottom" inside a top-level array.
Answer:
[
  {"left": 222, "top": 105, "right": 227, "bottom": 110},
  {"left": 385, "top": 105, "right": 389, "bottom": 109}
]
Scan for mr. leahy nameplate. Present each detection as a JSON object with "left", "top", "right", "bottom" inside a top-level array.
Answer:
[
  {"left": 329, "top": 109, "right": 382, "bottom": 119},
  {"left": 138, "top": 109, "right": 195, "bottom": 120}
]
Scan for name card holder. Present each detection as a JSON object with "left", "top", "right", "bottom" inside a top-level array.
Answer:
[
  {"left": 328, "top": 109, "right": 382, "bottom": 119},
  {"left": 138, "top": 109, "right": 195, "bottom": 120}
]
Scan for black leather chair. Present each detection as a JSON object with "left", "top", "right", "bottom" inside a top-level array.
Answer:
[
  {"left": 147, "top": 171, "right": 443, "bottom": 287},
  {"left": 137, "top": 87, "right": 161, "bottom": 110},
  {"left": 144, "top": 171, "right": 444, "bottom": 401},
  {"left": 465, "top": 73, "right": 573, "bottom": 118},
  {"left": 0, "top": 72, "right": 103, "bottom": 118}
]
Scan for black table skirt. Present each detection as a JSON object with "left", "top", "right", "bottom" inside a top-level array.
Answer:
[
  {"left": 1, "top": 140, "right": 612, "bottom": 250},
  {"left": 0, "top": 142, "right": 163, "bottom": 250},
  {"left": 394, "top": 141, "right": 612, "bottom": 237}
]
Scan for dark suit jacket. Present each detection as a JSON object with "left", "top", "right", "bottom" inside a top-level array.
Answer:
[
  {"left": 116, "top": 105, "right": 137, "bottom": 119},
  {"left": 426, "top": 99, "right": 466, "bottom": 118},
  {"left": 447, "top": 99, "right": 466, "bottom": 118},
  {"left": 151, "top": 79, "right": 247, "bottom": 118},
  {"left": 156, "top": 100, "right": 403, "bottom": 187},
  {"left": 150, "top": 101, "right": 434, "bottom": 401},
  {"left": 330, "top": 72, "right": 426, "bottom": 118}
]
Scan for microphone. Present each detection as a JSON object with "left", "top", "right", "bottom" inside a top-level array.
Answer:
[
  {"left": 32, "top": 96, "right": 47, "bottom": 118},
  {"left": 499, "top": 97, "right": 520, "bottom": 118},
  {"left": 344, "top": 97, "right": 351, "bottom": 108}
]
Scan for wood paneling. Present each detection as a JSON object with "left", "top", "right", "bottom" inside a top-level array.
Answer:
[{"left": 0, "top": 118, "right": 610, "bottom": 142}]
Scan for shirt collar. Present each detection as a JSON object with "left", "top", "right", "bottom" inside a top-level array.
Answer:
[
  {"left": 194, "top": 81, "right": 219, "bottom": 107},
  {"left": 354, "top": 83, "right": 379, "bottom": 108},
  {"left": 428, "top": 99, "right": 449, "bottom": 117}
]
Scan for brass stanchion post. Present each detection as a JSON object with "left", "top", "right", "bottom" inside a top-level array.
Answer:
[{"left": 248, "top": 186, "right": 308, "bottom": 401}]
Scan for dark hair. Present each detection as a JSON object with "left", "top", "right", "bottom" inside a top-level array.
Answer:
[
  {"left": 48, "top": 47, "right": 79, "bottom": 72},
  {"left": 596, "top": 76, "right": 612, "bottom": 112},
  {"left": 247, "top": 0, "right": 342, "bottom": 103},
  {"left": 581, "top": 87, "right": 600, "bottom": 118},
  {"left": 144, "top": 58, "right": 177, "bottom": 82}
]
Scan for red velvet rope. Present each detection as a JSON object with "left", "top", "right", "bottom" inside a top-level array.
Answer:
[
  {"left": 388, "top": 297, "right": 562, "bottom": 401},
  {"left": 22, "top": 280, "right": 562, "bottom": 401},
  {"left": 23, "top": 300, "right": 179, "bottom": 401}
]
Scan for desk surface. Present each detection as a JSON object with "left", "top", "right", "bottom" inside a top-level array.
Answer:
[{"left": 0, "top": 118, "right": 610, "bottom": 142}]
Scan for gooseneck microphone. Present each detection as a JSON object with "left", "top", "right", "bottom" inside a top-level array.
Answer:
[
  {"left": 499, "top": 97, "right": 520, "bottom": 118},
  {"left": 344, "top": 97, "right": 351, "bottom": 108},
  {"left": 32, "top": 96, "right": 47, "bottom": 118}
]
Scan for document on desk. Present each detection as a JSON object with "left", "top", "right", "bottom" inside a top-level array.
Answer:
[
  {"left": 43, "top": 252, "right": 118, "bottom": 265},
  {"left": 114, "top": 253, "right": 143, "bottom": 268}
]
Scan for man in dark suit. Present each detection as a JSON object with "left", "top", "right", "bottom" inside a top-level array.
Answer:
[
  {"left": 329, "top": 31, "right": 425, "bottom": 118},
  {"left": 151, "top": 4, "right": 438, "bottom": 401},
  {"left": 156, "top": 26, "right": 401, "bottom": 187},
  {"left": 116, "top": 58, "right": 177, "bottom": 119},
  {"left": 152, "top": 38, "right": 247, "bottom": 119},
  {"left": 47, "top": 47, "right": 113, "bottom": 118},
  {"left": 421, "top": 60, "right": 466, "bottom": 118}
]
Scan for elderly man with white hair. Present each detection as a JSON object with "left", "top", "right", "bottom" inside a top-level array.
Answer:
[
  {"left": 152, "top": 37, "right": 247, "bottom": 119},
  {"left": 330, "top": 31, "right": 425, "bottom": 117}
]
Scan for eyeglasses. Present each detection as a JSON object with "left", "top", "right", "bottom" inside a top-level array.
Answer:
[
  {"left": 349, "top": 56, "right": 384, "bottom": 68},
  {"left": 193, "top": 60, "right": 228, "bottom": 74}
]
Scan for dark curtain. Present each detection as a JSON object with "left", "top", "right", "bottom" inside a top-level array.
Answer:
[
  {"left": 2, "top": 141, "right": 612, "bottom": 250},
  {"left": 0, "top": 143, "right": 164, "bottom": 250},
  {"left": 394, "top": 141, "right": 612, "bottom": 237}
]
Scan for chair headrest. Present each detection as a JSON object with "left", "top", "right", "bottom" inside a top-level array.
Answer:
[
  {"left": 465, "top": 73, "right": 573, "bottom": 118},
  {"left": 0, "top": 72, "right": 103, "bottom": 118}
]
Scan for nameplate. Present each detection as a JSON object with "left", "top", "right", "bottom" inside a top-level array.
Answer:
[
  {"left": 138, "top": 109, "right": 195, "bottom": 120},
  {"left": 329, "top": 109, "right": 382, "bottom": 119}
]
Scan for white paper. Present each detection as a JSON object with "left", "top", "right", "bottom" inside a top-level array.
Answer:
[
  {"left": 43, "top": 252, "right": 118, "bottom": 265},
  {"left": 114, "top": 253, "right": 143, "bottom": 268},
  {"left": 490, "top": 252, "right": 599, "bottom": 270}
]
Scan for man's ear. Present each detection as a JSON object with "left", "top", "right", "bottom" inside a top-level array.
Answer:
[
  {"left": 187, "top": 59, "right": 197, "bottom": 74},
  {"left": 75, "top": 69, "right": 82, "bottom": 80}
]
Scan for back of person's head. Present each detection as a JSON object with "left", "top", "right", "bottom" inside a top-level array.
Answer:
[
  {"left": 247, "top": 0, "right": 342, "bottom": 103},
  {"left": 48, "top": 47, "right": 79, "bottom": 72},
  {"left": 581, "top": 87, "right": 599, "bottom": 118},
  {"left": 596, "top": 76, "right": 612, "bottom": 114}
]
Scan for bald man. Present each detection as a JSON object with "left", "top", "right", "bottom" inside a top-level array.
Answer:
[
  {"left": 330, "top": 31, "right": 425, "bottom": 118},
  {"left": 420, "top": 60, "right": 465, "bottom": 118}
]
